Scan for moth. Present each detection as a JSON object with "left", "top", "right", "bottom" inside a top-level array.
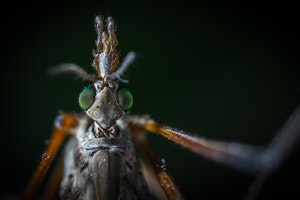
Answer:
[{"left": 22, "top": 15, "right": 300, "bottom": 200}]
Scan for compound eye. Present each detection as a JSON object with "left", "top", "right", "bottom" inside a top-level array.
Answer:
[
  {"left": 78, "top": 85, "right": 96, "bottom": 110},
  {"left": 117, "top": 88, "right": 133, "bottom": 110}
]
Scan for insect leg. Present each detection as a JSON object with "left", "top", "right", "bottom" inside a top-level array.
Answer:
[
  {"left": 127, "top": 115, "right": 260, "bottom": 174},
  {"left": 127, "top": 104, "right": 300, "bottom": 175},
  {"left": 130, "top": 127, "right": 185, "bottom": 200},
  {"left": 22, "top": 113, "right": 79, "bottom": 200},
  {"left": 244, "top": 104, "right": 300, "bottom": 199},
  {"left": 40, "top": 154, "right": 64, "bottom": 200}
]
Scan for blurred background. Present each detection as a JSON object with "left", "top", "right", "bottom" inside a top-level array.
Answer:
[{"left": 1, "top": 1, "right": 299, "bottom": 199}]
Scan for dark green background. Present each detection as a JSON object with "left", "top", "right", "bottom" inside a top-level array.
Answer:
[{"left": 1, "top": 1, "right": 299, "bottom": 199}]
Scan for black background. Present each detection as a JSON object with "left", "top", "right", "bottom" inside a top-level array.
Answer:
[{"left": 1, "top": 1, "right": 299, "bottom": 199}]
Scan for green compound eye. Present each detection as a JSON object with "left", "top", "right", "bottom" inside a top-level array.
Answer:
[
  {"left": 117, "top": 88, "right": 133, "bottom": 110},
  {"left": 78, "top": 85, "right": 96, "bottom": 110}
]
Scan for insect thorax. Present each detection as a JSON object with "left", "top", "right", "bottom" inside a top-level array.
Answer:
[{"left": 59, "top": 118, "right": 152, "bottom": 200}]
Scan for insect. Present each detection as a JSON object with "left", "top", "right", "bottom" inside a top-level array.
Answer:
[{"left": 22, "top": 15, "right": 300, "bottom": 200}]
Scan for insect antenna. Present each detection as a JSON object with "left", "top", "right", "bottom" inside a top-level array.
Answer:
[
  {"left": 108, "top": 51, "right": 136, "bottom": 83},
  {"left": 48, "top": 63, "right": 100, "bottom": 81}
]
